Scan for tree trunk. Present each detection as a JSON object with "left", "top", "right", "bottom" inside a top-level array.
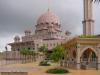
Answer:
[{"left": 60, "top": 59, "right": 63, "bottom": 67}]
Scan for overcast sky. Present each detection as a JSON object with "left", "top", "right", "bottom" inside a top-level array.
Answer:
[{"left": 0, "top": 0, "right": 100, "bottom": 52}]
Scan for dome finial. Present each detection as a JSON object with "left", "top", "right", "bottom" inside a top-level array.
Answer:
[
  {"left": 47, "top": 0, "right": 51, "bottom": 12},
  {"left": 48, "top": 8, "right": 50, "bottom": 12}
]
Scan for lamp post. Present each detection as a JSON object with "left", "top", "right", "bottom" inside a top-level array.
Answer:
[{"left": 5, "top": 45, "right": 8, "bottom": 65}]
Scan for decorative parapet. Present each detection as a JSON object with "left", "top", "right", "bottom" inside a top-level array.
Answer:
[{"left": 64, "top": 37, "right": 100, "bottom": 49}]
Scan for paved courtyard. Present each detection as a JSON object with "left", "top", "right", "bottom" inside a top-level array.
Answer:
[
  {"left": 0, "top": 61, "right": 100, "bottom": 75},
  {"left": 0, "top": 66, "right": 39, "bottom": 72}
]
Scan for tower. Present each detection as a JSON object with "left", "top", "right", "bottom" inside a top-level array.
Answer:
[{"left": 82, "top": 0, "right": 94, "bottom": 35}]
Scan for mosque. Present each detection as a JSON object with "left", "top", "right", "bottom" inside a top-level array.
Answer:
[
  {"left": 9, "top": 10, "right": 66, "bottom": 51},
  {"left": 4, "top": 0, "right": 100, "bottom": 70},
  {"left": 6, "top": 9, "right": 71, "bottom": 61}
]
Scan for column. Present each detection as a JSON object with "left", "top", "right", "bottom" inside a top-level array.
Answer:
[
  {"left": 64, "top": 49, "right": 68, "bottom": 67},
  {"left": 97, "top": 46, "right": 100, "bottom": 69},
  {"left": 76, "top": 44, "right": 81, "bottom": 69}
]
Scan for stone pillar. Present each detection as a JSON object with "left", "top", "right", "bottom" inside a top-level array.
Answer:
[
  {"left": 97, "top": 46, "right": 100, "bottom": 70},
  {"left": 64, "top": 49, "right": 68, "bottom": 67},
  {"left": 76, "top": 44, "right": 81, "bottom": 69}
]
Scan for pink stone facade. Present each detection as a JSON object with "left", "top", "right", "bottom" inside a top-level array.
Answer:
[{"left": 7, "top": 10, "right": 68, "bottom": 60}]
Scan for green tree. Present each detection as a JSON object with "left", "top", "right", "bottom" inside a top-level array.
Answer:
[
  {"left": 20, "top": 48, "right": 32, "bottom": 63},
  {"left": 28, "top": 50, "right": 37, "bottom": 62},
  {"left": 38, "top": 46, "right": 48, "bottom": 53},
  {"left": 50, "top": 45, "right": 65, "bottom": 66},
  {"left": 20, "top": 48, "right": 37, "bottom": 63},
  {"left": 38, "top": 45, "right": 48, "bottom": 60}
]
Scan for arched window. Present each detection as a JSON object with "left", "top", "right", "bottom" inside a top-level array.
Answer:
[
  {"left": 46, "top": 22, "right": 49, "bottom": 24},
  {"left": 17, "top": 48, "right": 20, "bottom": 51},
  {"left": 47, "top": 44, "right": 48, "bottom": 47}
]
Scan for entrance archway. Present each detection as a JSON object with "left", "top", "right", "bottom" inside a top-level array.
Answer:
[{"left": 80, "top": 48, "right": 97, "bottom": 69}]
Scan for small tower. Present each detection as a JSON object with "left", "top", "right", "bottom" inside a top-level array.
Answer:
[
  {"left": 24, "top": 30, "right": 31, "bottom": 36},
  {"left": 82, "top": 0, "right": 94, "bottom": 35},
  {"left": 14, "top": 35, "right": 20, "bottom": 43}
]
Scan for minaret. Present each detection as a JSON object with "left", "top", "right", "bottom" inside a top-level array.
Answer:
[{"left": 82, "top": 0, "right": 94, "bottom": 35}]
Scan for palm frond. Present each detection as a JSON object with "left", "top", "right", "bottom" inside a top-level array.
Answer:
[{"left": 92, "top": 0, "right": 100, "bottom": 2}]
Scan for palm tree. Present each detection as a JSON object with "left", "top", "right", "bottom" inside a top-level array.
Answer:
[
  {"left": 92, "top": 0, "right": 100, "bottom": 2},
  {"left": 20, "top": 48, "right": 31, "bottom": 63},
  {"left": 65, "top": 31, "right": 71, "bottom": 36},
  {"left": 28, "top": 50, "right": 37, "bottom": 62}
]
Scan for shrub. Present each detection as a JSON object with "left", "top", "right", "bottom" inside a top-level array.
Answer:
[
  {"left": 46, "top": 68, "right": 69, "bottom": 74},
  {"left": 39, "top": 61, "right": 50, "bottom": 66},
  {"left": 79, "top": 35, "right": 96, "bottom": 38}
]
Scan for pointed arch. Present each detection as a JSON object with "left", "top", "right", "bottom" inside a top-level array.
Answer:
[{"left": 80, "top": 46, "right": 98, "bottom": 58}]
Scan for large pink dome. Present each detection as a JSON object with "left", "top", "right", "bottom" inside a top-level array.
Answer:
[{"left": 37, "top": 10, "right": 60, "bottom": 25}]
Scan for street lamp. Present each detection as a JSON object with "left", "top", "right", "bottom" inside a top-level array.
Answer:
[{"left": 5, "top": 45, "right": 8, "bottom": 65}]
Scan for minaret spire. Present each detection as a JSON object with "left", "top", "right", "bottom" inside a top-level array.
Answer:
[{"left": 82, "top": 0, "right": 94, "bottom": 35}]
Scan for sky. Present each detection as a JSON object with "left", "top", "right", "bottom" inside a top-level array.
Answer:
[{"left": 0, "top": 0, "right": 100, "bottom": 52}]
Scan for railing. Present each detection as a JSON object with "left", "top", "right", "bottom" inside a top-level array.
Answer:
[{"left": 0, "top": 72, "right": 28, "bottom": 75}]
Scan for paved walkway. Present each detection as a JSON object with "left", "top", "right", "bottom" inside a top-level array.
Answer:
[
  {"left": 0, "top": 62, "right": 100, "bottom": 75},
  {"left": 0, "top": 66, "right": 39, "bottom": 72}
]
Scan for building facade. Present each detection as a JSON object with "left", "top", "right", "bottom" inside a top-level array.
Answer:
[{"left": 64, "top": 37, "right": 100, "bottom": 69}]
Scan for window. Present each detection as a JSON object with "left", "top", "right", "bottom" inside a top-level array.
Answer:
[
  {"left": 55, "top": 23, "right": 58, "bottom": 25},
  {"left": 47, "top": 44, "right": 48, "bottom": 47},
  {"left": 57, "top": 43, "right": 58, "bottom": 46},
  {"left": 53, "top": 43, "right": 55, "bottom": 46},
  {"left": 51, "top": 22, "right": 54, "bottom": 24},
  {"left": 28, "top": 47, "right": 30, "bottom": 50},
  {"left": 41, "top": 23, "right": 43, "bottom": 25},
  {"left": 46, "top": 22, "right": 49, "bottom": 24},
  {"left": 33, "top": 48, "right": 35, "bottom": 50},
  {"left": 37, "top": 44, "right": 39, "bottom": 46},
  {"left": 43, "top": 44, "right": 45, "bottom": 46},
  {"left": 50, "top": 43, "right": 52, "bottom": 46},
  {"left": 17, "top": 48, "right": 20, "bottom": 51}
]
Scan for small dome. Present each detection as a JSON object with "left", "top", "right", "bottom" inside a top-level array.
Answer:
[
  {"left": 24, "top": 30, "right": 32, "bottom": 36},
  {"left": 14, "top": 35, "right": 20, "bottom": 39},
  {"left": 14, "top": 35, "right": 20, "bottom": 42},
  {"left": 24, "top": 30, "right": 31, "bottom": 33},
  {"left": 37, "top": 10, "right": 60, "bottom": 25}
]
